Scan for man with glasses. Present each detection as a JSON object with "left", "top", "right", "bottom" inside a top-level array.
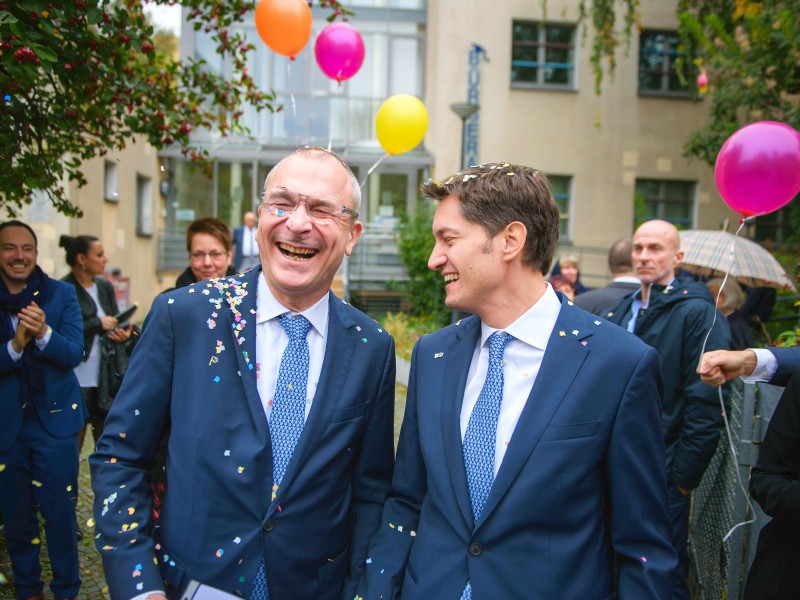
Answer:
[{"left": 91, "top": 147, "right": 396, "bottom": 600}]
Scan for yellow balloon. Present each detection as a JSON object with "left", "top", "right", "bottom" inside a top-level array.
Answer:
[{"left": 375, "top": 94, "right": 428, "bottom": 155}]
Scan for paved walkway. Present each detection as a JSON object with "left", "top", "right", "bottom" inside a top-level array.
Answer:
[{"left": 0, "top": 384, "right": 408, "bottom": 599}]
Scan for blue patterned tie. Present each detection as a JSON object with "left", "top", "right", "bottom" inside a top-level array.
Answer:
[
  {"left": 251, "top": 314, "right": 312, "bottom": 600},
  {"left": 460, "top": 331, "right": 515, "bottom": 600}
]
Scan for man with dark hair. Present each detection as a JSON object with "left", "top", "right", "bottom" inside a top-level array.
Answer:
[
  {"left": 91, "top": 147, "right": 395, "bottom": 600},
  {"left": 358, "top": 164, "right": 675, "bottom": 599},
  {"left": 575, "top": 237, "right": 640, "bottom": 315},
  {"left": 0, "top": 220, "right": 85, "bottom": 600},
  {"left": 605, "top": 219, "right": 730, "bottom": 600}
]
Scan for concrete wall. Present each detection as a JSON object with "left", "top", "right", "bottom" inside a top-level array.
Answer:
[{"left": 425, "top": 0, "right": 741, "bottom": 284}]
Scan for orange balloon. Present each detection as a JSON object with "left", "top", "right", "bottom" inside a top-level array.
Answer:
[{"left": 254, "top": 0, "right": 312, "bottom": 59}]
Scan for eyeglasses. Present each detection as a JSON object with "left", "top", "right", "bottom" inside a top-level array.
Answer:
[
  {"left": 190, "top": 250, "right": 228, "bottom": 262},
  {"left": 262, "top": 186, "right": 358, "bottom": 225}
]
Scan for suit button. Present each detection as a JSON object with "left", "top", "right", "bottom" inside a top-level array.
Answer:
[
  {"left": 263, "top": 520, "right": 274, "bottom": 532},
  {"left": 468, "top": 543, "right": 482, "bottom": 556}
]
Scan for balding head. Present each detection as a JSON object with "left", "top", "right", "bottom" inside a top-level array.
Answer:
[{"left": 632, "top": 219, "right": 684, "bottom": 287}]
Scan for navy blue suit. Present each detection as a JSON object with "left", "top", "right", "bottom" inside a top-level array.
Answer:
[
  {"left": 90, "top": 266, "right": 395, "bottom": 599},
  {"left": 359, "top": 297, "right": 676, "bottom": 599},
  {"left": 768, "top": 347, "right": 800, "bottom": 387},
  {"left": 0, "top": 277, "right": 84, "bottom": 598},
  {"left": 233, "top": 225, "right": 258, "bottom": 271}
]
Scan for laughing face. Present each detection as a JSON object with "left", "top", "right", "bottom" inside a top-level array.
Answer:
[
  {"left": 428, "top": 194, "right": 504, "bottom": 319},
  {"left": 0, "top": 224, "right": 38, "bottom": 294},
  {"left": 256, "top": 153, "right": 362, "bottom": 311}
]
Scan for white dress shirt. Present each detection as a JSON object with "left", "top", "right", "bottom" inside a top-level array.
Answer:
[
  {"left": 742, "top": 348, "right": 779, "bottom": 383},
  {"left": 460, "top": 284, "right": 561, "bottom": 476},
  {"left": 255, "top": 274, "right": 328, "bottom": 421}
]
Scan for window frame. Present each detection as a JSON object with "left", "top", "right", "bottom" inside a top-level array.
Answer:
[
  {"left": 136, "top": 174, "right": 153, "bottom": 238},
  {"left": 511, "top": 20, "right": 577, "bottom": 91},
  {"left": 637, "top": 29, "right": 691, "bottom": 98},
  {"left": 634, "top": 178, "right": 696, "bottom": 230},
  {"left": 548, "top": 174, "right": 573, "bottom": 241}
]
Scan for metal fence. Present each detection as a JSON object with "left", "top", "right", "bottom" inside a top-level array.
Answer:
[{"left": 688, "top": 379, "right": 785, "bottom": 599}]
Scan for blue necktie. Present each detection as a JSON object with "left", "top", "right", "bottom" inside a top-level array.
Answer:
[
  {"left": 251, "top": 314, "right": 312, "bottom": 600},
  {"left": 460, "top": 331, "right": 515, "bottom": 600}
]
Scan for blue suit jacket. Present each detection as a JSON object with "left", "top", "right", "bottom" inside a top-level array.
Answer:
[
  {"left": 769, "top": 347, "right": 800, "bottom": 387},
  {"left": 232, "top": 225, "right": 256, "bottom": 271},
  {"left": 90, "top": 267, "right": 396, "bottom": 599},
  {"left": 0, "top": 278, "right": 84, "bottom": 452},
  {"left": 359, "top": 296, "right": 676, "bottom": 599}
]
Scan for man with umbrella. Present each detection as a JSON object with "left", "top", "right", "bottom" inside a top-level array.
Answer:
[{"left": 604, "top": 219, "right": 731, "bottom": 600}]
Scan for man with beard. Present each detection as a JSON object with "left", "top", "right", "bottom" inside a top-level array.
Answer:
[{"left": 0, "top": 220, "right": 85, "bottom": 600}]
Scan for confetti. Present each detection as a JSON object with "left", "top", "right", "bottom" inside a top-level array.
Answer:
[
  {"left": 233, "top": 537, "right": 241, "bottom": 544},
  {"left": 137, "top": 583, "right": 144, "bottom": 591},
  {"left": 572, "top": 330, "right": 578, "bottom": 336},
  {"left": 238, "top": 466, "right": 244, "bottom": 473},
  {"left": 224, "top": 450, "right": 231, "bottom": 457},
  {"left": 581, "top": 341, "right": 588, "bottom": 346},
  {"left": 559, "top": 331, "right": 566, "bottom": 337},
  {"left": 213, "top": 376, "right": 221, "bottom": 383},
  {"left": 66, "top": 485, "right": 72, "bottom": 492},
  {"left": 31, "top": 538, "right": 41, "bottom": 545},
  {"left": 128, "top": 507, "right": 135, "bottom": 515},
  {"left": 216, "top": 548, "right": 224, "bottom": 557},
  {"left": 87, "top": 517, "right": 95, "bottom": 527},
  {"left": 168, "top": 299, "right": 174, "bottom": 304},
  {"left": 434, "top": 352, "right": 443, "bottom": 359},
  {"left": 72, "top": 403, "right": 78, "bottom": 409},
  {"left": 594, "top": 320, "right": 601, "bottom": 325},
  {"left": 134, "top": 409, "right": 140, "bottom": 416},
  {"left": 0, "top": 464, "right": 5, "bottom": 472},
  {"left": 32, "top": 480, "right": 42, "bottom": 487}
]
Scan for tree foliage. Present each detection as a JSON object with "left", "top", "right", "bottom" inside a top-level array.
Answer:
[
  {"left": 390, "top": 203, "right": 450, "bottom": 328},
  {"left": 0, "top": 0, "right": 348, "bottom": 217},
  {"left": 574, "top": 0, "right": 800, "bottom": 164}
]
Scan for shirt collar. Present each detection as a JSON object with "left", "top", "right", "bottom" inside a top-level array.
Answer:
[
  {"left": 479, "top": 283, "right": 561, "bottom": 351},
  {"left": 255, "top": 273, "right": 329, "bottom": 337}
]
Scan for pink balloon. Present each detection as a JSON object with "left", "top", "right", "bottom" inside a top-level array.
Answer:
[
  {"left": 715, "top": 121, "right": 800, "bottom": 217},
  {"left": 314, "top": 22, "right": 365, "bottom": 83}
]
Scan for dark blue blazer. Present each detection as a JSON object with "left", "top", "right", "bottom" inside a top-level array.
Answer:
[
  {"left": 359, "top": 296, "right": 676, "bottom": 599},
  {"left": 232, "top": 225, "right": 256, "bottom": 271},
  {"left": 90, "top": 266, "right": 396, "bottom": 599},
  {"left": 769, "top": 347, "right": 800, "bottom": 387},
  {"left": 0, "top": 278, "right": 84, "bottom": 452}
]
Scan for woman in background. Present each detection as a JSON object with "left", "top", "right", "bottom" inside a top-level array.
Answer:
[
  {"left": 706, "top": 278, "right": 754, "bottom": 351},
  {"left": 60, "top": 235, "right": 133, "bottom": 450}
]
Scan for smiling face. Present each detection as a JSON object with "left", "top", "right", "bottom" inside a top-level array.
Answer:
[
  {"left": 0, "top": 225, "right": 37, "bottom": 294},
  {"left": 256, "top": 153, "right": 362, "bottom": 311},
  {"left": 190, "top": 232, "right": 232, "bottom": 281},
  {"left": 78, "top": 240, "right": 109, "bottom": 277},
  {"left": 632, "top": 220, "right": 683, "bottom": 287},
  {"left": 428, "top": 194, "right": 505, "bottom": 319}
]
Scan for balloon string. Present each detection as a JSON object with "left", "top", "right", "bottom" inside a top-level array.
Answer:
[
  {"left": 288, "top": 61, "right": 298, "bottom": 147},
  {"left": 693, "top": 218, "right": 757, "bottom": 543},
  {"left": 360, "top": 153, "right": 389, "bottom": 190},
  {"left": 328, "top": 81, "right": 343, "bottom": 152}
]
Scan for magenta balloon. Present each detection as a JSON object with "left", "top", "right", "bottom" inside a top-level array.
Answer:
[
  {"left": 314, "top": 22, "right": 365, "bottom": 83},
  {"left": 715, "top": 121, "right": 800, "bottom": 217}
]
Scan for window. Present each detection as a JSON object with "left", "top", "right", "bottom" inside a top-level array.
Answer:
[
  {"left": 104, "top": 162, "right": 118, "bottom": 202},
  {"left": 634, "top": 179, "right": 694, "bottom": 229},
  {"left": 136, "top": 175, "right": 153, "bottom": 237},
  {"left": 548, "top": 175, "right": 572, "bottom": 240},
  {"left": 751, "top": 204, "right": 796, "bottom": 244},
  {"left": 511, "top": 21, "right": 575, "bottom": 89},
  {"left": 638, "top": 30, "right": 690, "bottom": 96}
]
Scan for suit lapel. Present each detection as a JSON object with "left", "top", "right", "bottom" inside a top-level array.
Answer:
[
  {"left": 478, "top": 299, "right": 592, "bottom": 527},
  {"left": 223, "top": 267, "right": 266, "bottom": 438},
  {"left": 265, "top": 292, "right": 355, "bottom": 517},
  {"left": 441, "top": 317, "right": 481, "bottom": 530}
]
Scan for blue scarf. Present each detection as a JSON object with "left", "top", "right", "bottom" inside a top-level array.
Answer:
[{"left": 0, "top": 265, "right": 49, "bottom": 408}]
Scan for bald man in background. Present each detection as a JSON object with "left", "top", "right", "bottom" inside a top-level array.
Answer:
[{"left": 605, "top": 219, "right": 730, "bottom": 599}]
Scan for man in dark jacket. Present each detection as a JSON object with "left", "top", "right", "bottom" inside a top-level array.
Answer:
[
  {"left": 574, "top": 237, "right": 639, "bottom": 315},
  {"left": 605, "top": 219, "right": 730, "bottom": 600}
]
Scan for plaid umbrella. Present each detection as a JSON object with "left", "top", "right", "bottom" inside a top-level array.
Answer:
[{"left": 678, "top": 230, "right": 796, "bottom": 292}]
